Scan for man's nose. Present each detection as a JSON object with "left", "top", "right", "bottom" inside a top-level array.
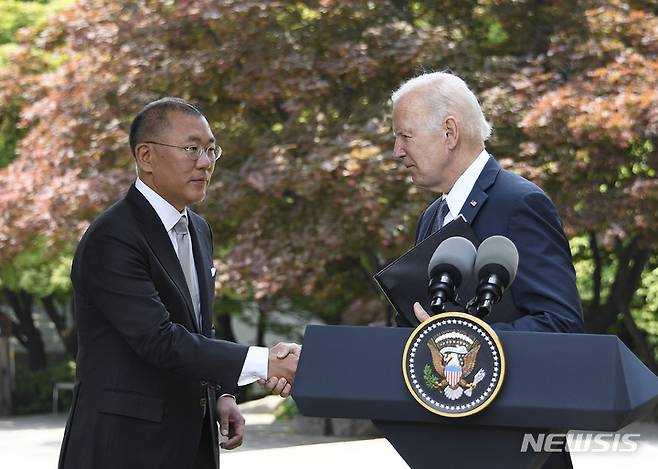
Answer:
[
  {"left": 196, "top": 152, "right": 213, "bottom": 169},
  {"left": 393, "top": 138, "right": 405, "bottom": 158}
]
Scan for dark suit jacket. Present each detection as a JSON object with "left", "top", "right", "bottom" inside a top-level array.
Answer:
[
  {"left": 58, "top": 184, "right": 249, "bottom": 469},
  {"left": 398, "top": 157, "right": 584, "bottom": 333}
]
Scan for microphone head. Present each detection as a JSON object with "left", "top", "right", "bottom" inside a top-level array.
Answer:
[
  {"left": 427, "top": 236, "right": 477, "bottom": 286},
  {"left": 474, "top": 236, "right": 519, "bottom": 286}
]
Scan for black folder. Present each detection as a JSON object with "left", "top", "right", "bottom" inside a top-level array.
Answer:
[{"left": 373, "top": 217, "right": 480, "bottom": 326}]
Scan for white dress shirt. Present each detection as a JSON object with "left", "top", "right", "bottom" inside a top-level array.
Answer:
[
  {"left": 135, "top": 178, "right": 268, "bottom": 386},
  {"left": 439, "top": 149, "right": 490, "bottom": 228}
]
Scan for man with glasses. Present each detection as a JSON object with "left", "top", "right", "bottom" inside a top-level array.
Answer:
[{"left": 58, "top": 98, "right": 299, "bottom": 469}]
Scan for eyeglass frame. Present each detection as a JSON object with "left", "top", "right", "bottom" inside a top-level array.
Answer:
[{"left": 143, "top": 140, "right": 222, "bottom": 162}]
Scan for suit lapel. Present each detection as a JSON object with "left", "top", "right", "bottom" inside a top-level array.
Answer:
[
  {"left": 188, "top": 216, "right": 213, "bottom": 337},
  {"left": 417, "top": 157, "right": 502, "bottom": 244},
  {"left": 125, "top": 184, "right": 200, "bottom": 333},
  {"left": 458, "top": 157, "right": 501, "bottom": 225}
]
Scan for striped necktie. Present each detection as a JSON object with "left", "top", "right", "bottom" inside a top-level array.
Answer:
[{"left": 431, "top": 198, "right": 450, "bottom": 233}]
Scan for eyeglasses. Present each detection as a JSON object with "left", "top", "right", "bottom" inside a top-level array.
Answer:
[{"left": 144, "top": 141, "right": 222, "bottom": 162}]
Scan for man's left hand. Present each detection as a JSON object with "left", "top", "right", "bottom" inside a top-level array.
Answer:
[{"left": 217, "top": 395, "right": 245, "bottom": 450}]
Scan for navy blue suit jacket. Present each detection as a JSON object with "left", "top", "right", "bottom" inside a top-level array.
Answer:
[{"left": 408, "top": 157, "right": 583, "bottom": 333}]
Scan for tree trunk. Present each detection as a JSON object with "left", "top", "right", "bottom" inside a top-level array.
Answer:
[
  {"left": 42, "top": 295, "right": 77, "bottom": 358},
  {"left": 582, "top": 236, "right": 656, "bottom": 371},
  {"left": 0, "top": 313, "right": 12, "bottom": 416},
  {"left": 621, "top": 307, "right": 658, "bottom": 374},
  {"left": 585, "top": 237, "right": 650, "bottom": 335},
  {"left": 3, "top": 289, "right": 46, "bottom": 370},
  {"left": 215, "top": 312, "right": 236, "bottom": 342},
  {"left": 256, "top": 304, "right": 267, "bottom": 347},
  {"left": 587, "top": 230, "right": 602, "bottom": 317}
]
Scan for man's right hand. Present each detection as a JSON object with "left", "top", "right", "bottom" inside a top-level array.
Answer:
[
  {"left": 414, "top": 302, "right": 431, "bottom": 323},
  {"left": 259, "top": 342, "right": 301, "bottom": 397}
]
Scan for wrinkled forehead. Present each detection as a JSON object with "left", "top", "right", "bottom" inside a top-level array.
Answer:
[
  {"left": 165, "top": 111, "right": 215, "bottom": 143},
  {"left": 392, "top": 92, "right": 431, "bottom": 131}
]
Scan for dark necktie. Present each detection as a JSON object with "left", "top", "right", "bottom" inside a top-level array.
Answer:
[{"left": 431, "top": 198, "right": 450, "bottom": 233}]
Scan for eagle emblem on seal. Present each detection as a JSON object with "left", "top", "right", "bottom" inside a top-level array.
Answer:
[
  {"left": 425, "top": 330, "right": 486, "bottom": 401},
  {"left": 403, "top": 313, "right": 505, "bottom": 417}
]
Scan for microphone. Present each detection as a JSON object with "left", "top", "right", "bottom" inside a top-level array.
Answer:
[
  {"left": 469, "top": 235, "right": 519, "bottom": 318},
  {"left": 427, "top": 237, "right": 477, "bottom": 314}
]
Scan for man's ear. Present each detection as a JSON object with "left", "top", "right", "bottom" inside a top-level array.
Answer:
[
  {"left": 444, "top": 116, "right": 459, "bottom": 150},
  {"left": 135, "top": 143, "right": 153, "bottom": 174}
]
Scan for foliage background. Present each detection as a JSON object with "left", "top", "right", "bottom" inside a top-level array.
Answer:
[{"left": 0, "top": 0, "right": 656, "bottom": 411}]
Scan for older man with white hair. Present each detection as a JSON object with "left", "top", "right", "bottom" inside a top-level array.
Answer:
[{"left": 391, "top": 71, "right": 584, "bottom": 334}]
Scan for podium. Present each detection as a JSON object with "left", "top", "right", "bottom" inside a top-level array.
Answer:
[{"left": 292, "top": 325, "right": 658, "bottom": 468}]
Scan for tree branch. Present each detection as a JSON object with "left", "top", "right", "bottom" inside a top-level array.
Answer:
[
  {"left": 273, "top": 99, "right": 290, "bottom": 123},
  {"left": 588, "top": 230, "right": 602, "bottom": 315},
  {"left": 621, "top": 307, "right": 658, "bottom": 374},
  {"left": 203, "top": 23, "right": 222, "bottom": 47},
  {"left": 605, "top": 237, "right": 635, "bottom": 310},
  {"left": 610, "top": 239, "right": 649, "bottom": 314},
  {"left": 0, "top": 310, "right": 28, "bottom": 350},
  {"left": 620, "top": 246, "right": 650, "bottom": 308},
  {"left": 42, "top": 295, "right": 66, "bottom": 334},
  {"left": 588, "top": 237, "right": 640, "bottom": 334},
  {"left": 42, "top": 294, "right": 78, "bottom": 358}
]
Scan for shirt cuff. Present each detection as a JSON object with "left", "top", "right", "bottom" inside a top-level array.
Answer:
[{"left": 237, "top": 346, "right": 269, "bottom": 386}]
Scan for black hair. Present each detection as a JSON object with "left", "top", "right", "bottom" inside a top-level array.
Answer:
[{"left": 128, "top": 97, "right": 205, "bottom": 158}]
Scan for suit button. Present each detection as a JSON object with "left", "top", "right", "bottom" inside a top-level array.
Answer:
[{"left": 200, "top": 398, "right": 207, "bottom": 408}]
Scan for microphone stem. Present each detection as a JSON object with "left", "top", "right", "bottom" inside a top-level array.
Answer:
[
  {"left": 474, "top": 273, "right": 502, "bottom": 318},
  {"left": 476, "top": 297, "right": 493, "bottom": 318},
  {"left": 429, "top": 273, "right": 455, "bottom": 314}
]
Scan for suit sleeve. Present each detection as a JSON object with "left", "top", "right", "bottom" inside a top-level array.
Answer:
[
  {"left": 491, "top": 191, "right": 584, "bottom": 333},
  {"left": 80, "top": 231, "right": 248, "bottom": 394}
]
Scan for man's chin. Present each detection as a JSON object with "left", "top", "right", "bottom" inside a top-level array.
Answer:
[
  {"left": 409, "top": 173, "right": 424, "bottom": 186},
  {"left": 410, "top": 177, "right": 441, "bottom": 193},
  {"left": 186, "top": 191, "right": 206, "bottom": 206}
]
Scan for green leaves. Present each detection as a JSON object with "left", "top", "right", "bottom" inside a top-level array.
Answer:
[
  {"left": 0, "top": 237, "right": 72, "bottom": 299},
  {"left": 424, "top": 363, "right": 439, "bottom": 389},
  {"left": 485, "top": 2, "right": 658, "bottom": 243}
]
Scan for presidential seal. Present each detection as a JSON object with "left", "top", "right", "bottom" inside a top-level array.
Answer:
[{"left": 402, "top": 312, "right": 505, "bottom": 417}]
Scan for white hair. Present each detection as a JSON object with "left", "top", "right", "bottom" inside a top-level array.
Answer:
[{"left": 391, "top": 71, "right": 492, "bottom": 142}]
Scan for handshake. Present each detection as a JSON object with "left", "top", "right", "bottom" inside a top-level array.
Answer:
[
  {"left": 217, "top": 342, "right": 302, "bottom": 450},
  {"left": 259, "top": 342, "right": 301, "bottom": 398}
]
